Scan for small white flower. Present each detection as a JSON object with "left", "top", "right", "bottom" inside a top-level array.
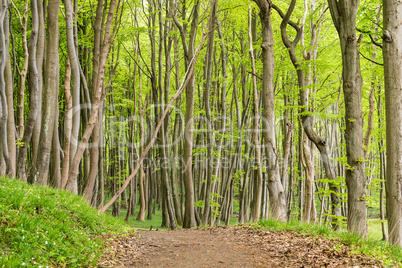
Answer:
[
  {"left": 53, "top": 242, "right": 56, "bottom": 245},
  {"left": 22, "top": 236, "right": 25, "bottom": 239},
  {"left": 21, "top": 263, "right": 26, "bottom": 266},
  {"left": 45, "top": 241, "right": 48, "bottom": 244}
]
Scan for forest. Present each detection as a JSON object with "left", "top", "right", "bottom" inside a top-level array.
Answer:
[{"left": 0, "top": 0, "right": 401, "bottom": 250}]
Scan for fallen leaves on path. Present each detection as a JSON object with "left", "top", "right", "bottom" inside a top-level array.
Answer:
[{"left": 98, "top": 226, "right": 382, "bottom": 267}]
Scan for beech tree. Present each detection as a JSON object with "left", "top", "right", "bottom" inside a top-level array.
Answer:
[
  {"left": 383, "top": 0, "right": 402, "bottom": 246},
  {"left": 327, "top": 0, "right": 367, "bottom": 237}
]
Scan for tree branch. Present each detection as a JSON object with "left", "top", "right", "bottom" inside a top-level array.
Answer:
[{"left": 359, "top": 51, "right": 383, "bottom": 66}]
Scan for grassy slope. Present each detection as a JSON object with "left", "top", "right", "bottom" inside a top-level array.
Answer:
[{"left": 0, "top": 177, "right": 129, "bottom": 267}]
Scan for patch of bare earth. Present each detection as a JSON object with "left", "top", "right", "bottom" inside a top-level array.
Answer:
[{"left": 98, "top": 226, "right": 382, "bottom": 267}]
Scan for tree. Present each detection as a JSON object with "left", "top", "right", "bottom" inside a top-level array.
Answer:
[
  {"left": 0, "top": 0, "right": 12, "bottom": 176},
  {"left": 383, "top": 0, "right": 402, "bottom": 246},
  {"left": 273, "top": 0, "right": 341, "bottom": 226},
  {"left": 172, "top": 0, "right": 200, "bottom": 228},
  {"left": 327, "top": 0, "right": 367, "bottom": 237},
  {"left": 16, "top": 0, "right": 39, "bottom": 181},
  {"left": 252, "top": 0, "right": 287, "bottom": 222},
  {"left": 31, "top": 0, "right": 60, "bottom": 186}
]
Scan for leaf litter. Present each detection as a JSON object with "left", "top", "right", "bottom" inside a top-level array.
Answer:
[{"left": 98, "top": 226, "right": 382, "bottom": 267}]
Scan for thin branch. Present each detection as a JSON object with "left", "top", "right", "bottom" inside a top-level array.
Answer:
[
  {"left": 369, "top": 34, "right": 383, "bottom": 49},
  {"left": 247, "top": 70, "right": 262, "bottom": 81},
  {"left": 10, "top": 0, "right": 23, "bottom": 26},
  {"left": 122, "top": 44, "right": 152, "bottom": 79},
  {"left": 359, "top": 51, "right": 383, "bottom": 66}
]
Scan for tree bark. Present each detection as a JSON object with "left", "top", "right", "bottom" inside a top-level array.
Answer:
[
  {"left": 0, "top": 0, "right": 11, "bottom": 176},
  {"left": 253, "top": 0, "right": 287, "bottom": 222},
  {"left": 201, "top": 0, "right": 216, "bottom": 226},
  {"left": 31, "top": 0, "right": 60, "bottom": 186},
  {"left": 31, "top": 0, "right": 45, "bottom": 167},
  {"left": 327, "top": 0, "right": 367, "bottom": 237},
  {"left": 64, "top": 0, "right": 82, "bottom": 193},
  {"left": 172, "top": 0, "right": 200, "bottom": 228},
  {"left": 16, "top": 0, "right": 39, "bottom": 181},
  {"left": 248, "top": 5, "right": 264, "bottom": 223},
  {"left": 66, "top": 0, "right": 117, "bottom": 189},
  {"left": 383, "top": 0, "right": 402, "bottom": 246}
]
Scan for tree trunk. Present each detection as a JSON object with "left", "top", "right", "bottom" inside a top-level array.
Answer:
[
  {"left": 16, "top": 2, "right": 29, "bottom": 140},
  {"left": 201, "top": 0, "right": 216, "bottom": 226},
  {"left": 172, "top": 1, "right": 200, "bottom": 228},
  {"left": 248, "top": 5, "right": 264, "bottom": 223},
  {"left": 16, "top": 0, "right": 39, "bottom": 181},
  {"left": 327, "top": 0, "right": 367, "bottom": 237},
  {"left": 253, "top": 1, "right": 287, "bottom": 222},
  {"left": 64, "top": 0, "right": 82, "bottom": 193},
  {"left": 383, "top": 0, "right": 402, "bottom": 246},
  {"left": 32, "top": 0, "right": 60, "bottom": 186},
  {"left": 0, "top": 0, "right": 12, "bottom": 176},
  {"left": 31, "top": 0, "right": 45, "bottom": 167}
]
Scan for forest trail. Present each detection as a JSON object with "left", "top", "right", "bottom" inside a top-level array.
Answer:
[{"left": 98, "top": 226, "right": 381, "bottom": 267}]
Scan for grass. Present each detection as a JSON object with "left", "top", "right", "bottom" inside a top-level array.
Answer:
[
  {"left": 257, "top": 219, "right": 402, "bottom": 267},
  {"left": 0, "top": 176, "right": 130, "bottom": 267},
  {"left": 106, "top": 206, "right": 170, "bottom": 231}
]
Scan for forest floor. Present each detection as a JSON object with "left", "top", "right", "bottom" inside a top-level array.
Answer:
[{"left": 98, "top": 225, "right": 383, "bottom": 267}]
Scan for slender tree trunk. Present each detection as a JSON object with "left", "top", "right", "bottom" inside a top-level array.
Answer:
[
  {"left": 15, "top": 2, "right": 29, "bottom": 139},
  {"left": 172, "top": 1, "right": 200, "bottom": 228},
  {"left": 0, "top": 0, "right": 11, "bottom": 176},
  {"left": 16, "top": 0, "right": 39, "bottom": 181},
  {"left": 64, "top": 0, "right": 82, "bottom": 193},
  {"left": 51, "top": 105, "right": 61, "bottom": 188},
  {"left": 0, "top": 0, "right": 12, "bottom": 176},
  {"left": 253, "top": 1, "right": 287, "bottom": 222},
  {"left": 274, "top": 0, "right": 341, "bottom": 227},
  {"left": 383, "top": 0, "right": 402, "bottom": 246},
  {"left": 61, "top": 59, "right": 72, "bottom": 188},
  {"left": 5, "top": 57, "right": 15, "bottom": 175},
  {"left": 201, "top": 0, "right": 216, "bottom": 226},
  {"left": 32, "top": 0, "right": 60, "bottom": 185},
  {"left": 247, "top": 6, "right": 264, "bottom": 223},
  {"left": 66, "top": 0, "right": 117, "bottom": 189},
  {"left": 327, "top": 0, "right": 367, "bottom": 237},
  {"left": 31, "top": 0, "right": 45, "bottom": 167}
]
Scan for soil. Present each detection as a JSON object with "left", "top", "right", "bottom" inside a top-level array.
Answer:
[{"left": 98, "top": 226, "right": 382, "bottom": 267}]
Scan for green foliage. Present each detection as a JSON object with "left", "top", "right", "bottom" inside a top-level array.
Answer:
[
  {"left": 0, "top": 177, "right": 129, "bottom": 267},
  {"left": 194, "top": 200, "right": 205, "bottom": 208}
]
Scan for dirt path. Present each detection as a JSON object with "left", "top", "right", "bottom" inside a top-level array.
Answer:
[{"left": 98, "top": 226, "right": 381, "bottom": 267}]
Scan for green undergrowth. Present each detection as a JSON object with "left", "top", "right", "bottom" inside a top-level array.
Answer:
[
  {"left": 0, "top": 177, "right": 130, "bottom": 267},
  {"left": 105, "top": 205, "right": 239, "bottom": 231},
  {"left": 257, "top": 219, "right": 402, "bottom": 267},
  {"left": 106, "top": 207, "right": 170, "bottom": 231}
]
